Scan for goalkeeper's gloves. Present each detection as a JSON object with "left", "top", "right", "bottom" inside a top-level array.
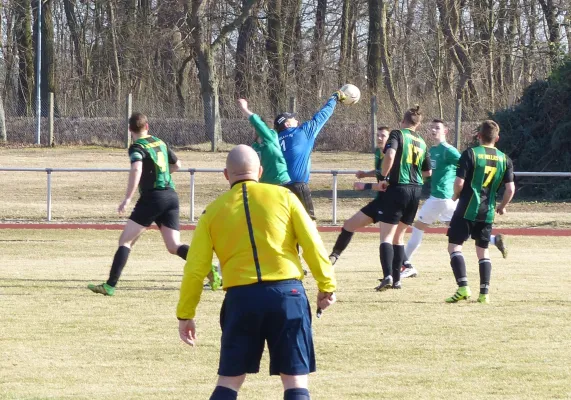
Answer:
[{"left": 332, "top": 90, "right": 347, "bottom": 102}]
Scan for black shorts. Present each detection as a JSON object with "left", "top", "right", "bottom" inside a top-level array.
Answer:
[
  {"left": 218, "top": 279, "right": 315, "bottom": 377},
  {"left": 129, "top": 189, "right": 181, "bottom": 230},
  {"left": 447, "top": 213, "right": 492, "bottom": 248},
  {"left": 378, "top": 185, "right": 421, "bottom": 225},
  {"left": 283, "top": 182, "right": 315, "bottom": 220},
  {"left": 360, "top": 194, "right": 384, "bottom": 223}
]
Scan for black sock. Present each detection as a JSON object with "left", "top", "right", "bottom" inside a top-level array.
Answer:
[
  {"left": 402, "top": 254, "right": 411, "bottom": 267},
  {"left": 106, "top": 246, "right": 131, "bottom": 287},
  {"left": 380, "top": 242, "right": 393, "bottom": 278},
  {"left": 210, "top": 386, "right": 238, "bottom": 400},
  {"left": 479, "top": 258, "right": 492, "bottom": 294},
  {"left": 176, "top": 244, "right": 189, "bottom": 260},
  {"left": 392, "top": 244, "right": 405, "bottom": 282},
  {"left": 450, "top": 251, "right": 468, "bottom": 287},
  {"left": 284, "top": 388, "right": 310, "bottom": 400},
  {"left": 331, "top": 228, "right": 354, "bottom": 257}
]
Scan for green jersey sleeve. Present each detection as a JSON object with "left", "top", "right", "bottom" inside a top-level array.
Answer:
[
  {"left": 249, "top": 114, "right": 277, "bottom": 143},
  {"left": 446, "top": 146, "right": 461, "bottom": 165}
]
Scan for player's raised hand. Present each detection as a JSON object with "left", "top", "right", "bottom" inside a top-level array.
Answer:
[
  {"left": 237, "top": 99, "right": 253, "bottom": 117},
  {"left": 179, "top": 319, "right": 197, "bottom": 347}
]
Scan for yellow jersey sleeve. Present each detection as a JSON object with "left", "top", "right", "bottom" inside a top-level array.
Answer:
[
  {"left": 289, "top": 192, "right": 337, "bottom": 293},
  {"left": 176, "top": 212, "right": 214, "bottom": 320}
]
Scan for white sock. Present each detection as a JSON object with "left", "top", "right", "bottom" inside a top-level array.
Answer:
[
  {"left": 405, "top": 227, "right": 424, "bottom": 262},
  {"left": 490, "top": 235, "right": 496, "bottom": 245}
]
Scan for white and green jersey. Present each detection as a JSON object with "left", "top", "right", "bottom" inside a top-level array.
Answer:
[{"left": 429, "top": 142, "right": 461, "bottom": 199}]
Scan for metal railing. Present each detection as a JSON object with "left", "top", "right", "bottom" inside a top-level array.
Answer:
[{"left": 1, "top": 167, "right": 570, "bottom": 223}]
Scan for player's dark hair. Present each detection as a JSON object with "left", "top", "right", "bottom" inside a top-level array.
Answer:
[
  {"left": 432, "top": 119, "right": 446, "bottom": 127},
  {"left": 479, "top": 120, "right": 500, "bottom": 143},
  {"left": 378, "top": 126, "right": 390, "bottom": 132},
  {"left": 129, "top": 112, "right": 148, "bottom": 134},
  {"left": 403, "top": 105, "right": 422, "bottom": 125}
]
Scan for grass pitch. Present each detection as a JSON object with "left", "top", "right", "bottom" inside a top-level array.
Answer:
[{"left": 1, "top": 229, "right": 570, "bottom": 399}]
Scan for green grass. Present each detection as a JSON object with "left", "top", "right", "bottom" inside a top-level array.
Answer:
[
  {"left": 1, "top": 147, "right": 570, "bottom": 227},
  {"left": 1, "top": 229, "right": 570, "bottom": 399}
]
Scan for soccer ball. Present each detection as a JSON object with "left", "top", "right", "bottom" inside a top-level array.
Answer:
[{"left": 340, "top": 84, "right": 361, "bottom": 105}]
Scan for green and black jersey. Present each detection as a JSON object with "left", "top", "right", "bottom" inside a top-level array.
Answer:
[
  {"left": 384, "top": 129, "right": 431, "bottom": 185},
  {"left": 456, "top": 145, "right": 514, "bottom": 223},
  {"left": 129, "top": 135, "right": 177, "bottom": 194}
]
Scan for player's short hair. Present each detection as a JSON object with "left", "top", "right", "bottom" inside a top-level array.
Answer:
[
  {"left": 431, "top": 119, "right": 446, "bottom": 127},
  {"left": 479, "top": 120, "right": 500, "bottom": 143},
  {"left": 129, "top": 113, "right": 148, "bottom": 134},
  {"left": 377, "top": 126, "right": 390, "bottom": 132},
  {"left": 403, "top": 105, "right": 422, "bottom": 125}
]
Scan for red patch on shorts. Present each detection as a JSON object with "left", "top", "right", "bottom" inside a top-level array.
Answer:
[{"left": 291, "top": 289, "right": 298, "bottom": 294}]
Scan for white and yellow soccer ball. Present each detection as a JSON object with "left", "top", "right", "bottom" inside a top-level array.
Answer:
[{"left": 340, "top": 84, "right": 361, "bottom": 105}]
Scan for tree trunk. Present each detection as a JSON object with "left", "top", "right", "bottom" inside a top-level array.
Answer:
[
  {"left": 14, "top": 0, "right": 34, "bottom": 116},
  {"left": 63, "top": 0, "right": 88, "bottom": 111},
  {"left": 379, "top": 0, "right": 401, "bottom": 120},
  {"left": 311, "top": 0, "right": 326, "bottom": 97},
  {"left": 107, "top": 1, "right": 122, "bottom": 108},
  {"left": 37, "top": 0, "right": 58, "bottom": 117},
  {"left": 537, "top": 0, "right": 561, "bottom": 67},
  {"left": 339, "top": 0, "right": 351, "bottom": 86},
  {"left": 266, "top": 0, "right": 287, "bottom": 113},
  {"left": 186, "top": 0, "right": 257, "bottom": 151},
  {"left": 235, "top": 1, "right": 258, "bottom": 99}
]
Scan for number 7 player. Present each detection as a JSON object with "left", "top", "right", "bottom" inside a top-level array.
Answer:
[{"left": 445, "top": 120, "right": 515, "bottom": 304}]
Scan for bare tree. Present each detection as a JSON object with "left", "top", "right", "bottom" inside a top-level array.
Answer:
[{"left": 185, "top": 0, "right": 257, "bottom": 151}]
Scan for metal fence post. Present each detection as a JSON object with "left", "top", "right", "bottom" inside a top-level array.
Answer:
[
  {"left": 125, "top": 94, "right": 132, "bottom": 149},
  {"left": 370, "top": 96, "right": 378, "bottom": 152},
  {"left": 190, "top": 169, "right": 195, "bottom": 222},
  {"left": 289, "top": 96, "right": 297, "bottom": 113},
  {"left": 46, "top": 169, "right": 52, "bottom": 221},
  {"left": 332, "top": 171, "right": 338, "bottom": 225},
  {"left": 49, "top": 92, "right": 54, "bottom": 146}
]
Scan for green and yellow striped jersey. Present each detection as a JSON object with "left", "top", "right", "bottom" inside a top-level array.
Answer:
[{"left": 456, "top": 145, "right": 514, "bottom": 223}]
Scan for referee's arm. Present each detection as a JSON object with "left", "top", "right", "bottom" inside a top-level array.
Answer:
[
  {"left": 177, "top": 213, "right": 214, "bottom": 320},
  {"left": 289, "top": 194, "right": 336, "bottom": 293}
]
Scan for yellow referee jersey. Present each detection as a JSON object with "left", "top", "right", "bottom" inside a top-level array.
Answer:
[{"left": 177, "top": 180, "right": 336, "bottom": 320}]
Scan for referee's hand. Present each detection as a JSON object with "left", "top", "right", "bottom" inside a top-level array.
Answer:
[
  {"left": 317, "top": 292, "right": 336, "bottom": 312},
  {"left": 179, "top": 319, "right": 197, "bottom": 347}
]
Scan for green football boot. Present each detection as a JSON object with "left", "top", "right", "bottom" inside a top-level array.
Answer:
[
  {"left": 477, "top": 294, "right": 490, "bottom": 304},
  {"left": 88, "top": 282, "right": 115, "bottom": 296},
  {"left": 445, "top": 286, "right": 471, "bottom": 303}
]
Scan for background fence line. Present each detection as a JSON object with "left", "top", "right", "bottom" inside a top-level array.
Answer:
[{"left": 2, "top": 167, "right": 570, "bottom": 224}]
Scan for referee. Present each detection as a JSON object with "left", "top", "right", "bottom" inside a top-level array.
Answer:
[{"left": 177, "top": 145, "right": 336, "bottom": 400}]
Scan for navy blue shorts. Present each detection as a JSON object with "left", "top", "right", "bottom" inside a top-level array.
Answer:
[{"left": 218, "top": 279, "right": 315, "bottom": 377}]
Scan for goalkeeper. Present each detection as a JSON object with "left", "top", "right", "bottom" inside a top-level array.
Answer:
[{"left": 275, "top": 89, "right": 347, "bottom": 219}]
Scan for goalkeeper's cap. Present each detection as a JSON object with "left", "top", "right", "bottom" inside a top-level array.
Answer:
[{"left": 274, "top": 112, "right": 297, "bottom": 131}]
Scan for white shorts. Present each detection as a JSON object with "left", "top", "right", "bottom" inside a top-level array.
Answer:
[{"left": 417, "top": 196, "right": 457, "bottom": 225}]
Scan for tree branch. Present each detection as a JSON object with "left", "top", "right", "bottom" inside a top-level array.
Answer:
[{"left": 211, "top": 0, "right": 258, "bottom": 51}]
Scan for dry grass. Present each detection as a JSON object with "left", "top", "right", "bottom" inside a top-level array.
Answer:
[
  {"left": 1, "top": 147, "right": 570, "bottom": 227},
  {"left": 1, "top": 229, "right": 570, "bottom": 399}
]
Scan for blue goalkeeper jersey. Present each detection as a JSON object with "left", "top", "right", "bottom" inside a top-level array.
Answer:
[{"left": 277, "top": 97, "right": 337, "bottom": 183}]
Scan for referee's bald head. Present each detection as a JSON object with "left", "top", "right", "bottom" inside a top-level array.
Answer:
[{"left": 225, "top": 144, "right": 263, "bottom": 185}]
